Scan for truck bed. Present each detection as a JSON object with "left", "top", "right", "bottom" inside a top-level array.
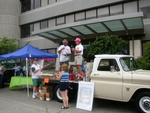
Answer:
[{"left": 38, "top": 78, "right": 79, "bottom": 84}]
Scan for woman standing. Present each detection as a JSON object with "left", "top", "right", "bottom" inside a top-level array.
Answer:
[
  {"left": 55, "top": 64, "right": 69, "bottom": 109},
  {"left": 13, "top": 63, "right": 21, "bottom": 76}
]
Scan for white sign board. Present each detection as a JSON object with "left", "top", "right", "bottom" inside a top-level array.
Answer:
[
  {"left": 76, "top": 82, "right": 94, "bottom": 111},
  {"left": 38, "top": 59, "right": 44, "bottom": 67},
  {"left": 37, "top": 59, "right": 44, "bottom": 74}
]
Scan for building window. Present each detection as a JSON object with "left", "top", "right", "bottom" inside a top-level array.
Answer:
[
  {"left": 141, "top": 6, "right": 150, "bottom": 19},
  {"left": 21, "top": 0, "right": 41, "bottom": 13},
  {"left": 56, "top": 0, "right": 62, "bottom": 2},
  {"left": 30, "top": 24, "right": 34, "bottom": 36},
  {"left": 21, "top": 25, "right": 30, "bottom": 38},
  {"left": 56, "top": 16, "right": 65, "bottom": 25},
  {"left": 49, "top": 0, "right": 56, "bottom": 4},
  {"left": 40, "top": 20, "right": 48, "bottom": 29},
  {"left": 21, "top": 0, "right": 31, "bottom": 13},
  {"left": 98, "top": 7, "right": 109, "bottom": 17},
  {"left": 48, "top": 19, "right": 56, "bottom": 27},
  {"left": 66, "top": 14, "right": 74, "bottom": 24},
  {"left": 21, "top": 24, "right": 34, "bottom": 38},
  {"left": 75, "top": 12, "right": 86, "bottom": 22},
  {"left": 86, "top": 9, "right": 97, "bottom": 19},
  {"left": 34, "top": 0, "right": 41, "bottom": 9},
  {"left": 124, "top": 1, "right": 138, "bottom": 14},
  {"left": 110, "top": 4, "right": 122, "bottom": 16},
  {"left": 30, "top": 0, "right": 34, "bottom": 10}
]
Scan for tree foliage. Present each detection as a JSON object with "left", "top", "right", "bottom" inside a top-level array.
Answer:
[
  {"left": 86, "top": 35, "right": 128, "bottom": 59},
  {"left": 135, "top": 41, "right": 150, "bottom": 70},
  {"left": 0, "top": 37, "right": 19, "bottom": 55},
  {"left": 143, "top": 41, "right": 150, "bottom": 61}
]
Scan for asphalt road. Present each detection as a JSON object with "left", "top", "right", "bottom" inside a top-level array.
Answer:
[{"left": 0, "top": 87, "right": 138, "bottom": 113}]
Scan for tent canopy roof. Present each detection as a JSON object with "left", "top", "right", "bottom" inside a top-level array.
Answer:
[{"left": 0, "top": 45, "right": 58, "bottom": 59}]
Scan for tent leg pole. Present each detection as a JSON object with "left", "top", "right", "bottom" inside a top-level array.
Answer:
[{"left": 26, "top": 58, "right": 29, "bottom": 97}]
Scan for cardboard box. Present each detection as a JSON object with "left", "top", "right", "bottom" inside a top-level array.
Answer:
[
  {"left": 40, "top": 75, "right": 57, "bottom": 80},
  {"left": 39, "top": 85, "right": 53, "bottom": 93},
  {"left": 43, "top": 85, "right": 53, "bottom": 93},
  {"left": 49, "top": 76, "right": 56, "bottom": 80},
  {"left": 40, "top": 93, "right": 46, "bottom": 101},
  {"left": 42, "top": 85, "right": 50, "bottom": 90},
  {"left": 39, "top": 90, "right": 42, "bottom": 93},
  {"left": 45, "top": 76, "right": 50, "bottom": 79},
  {"left": 40, "top": 76, "right": 45, "bottom": 79},
  {"left": 39, "top": 85, "right": 43, "bottom": 92},
  {"left": 39, "top": 85, "right": 43, "bottom": 89},
  {"left": 37, "top": 92, "right": 41, "bottom": 99},
  {"left": 43, "top": 89, "right": 50, "bottom": 94},
  {"left": 46, "top": 93, "right": 52, "bottom": 101}
]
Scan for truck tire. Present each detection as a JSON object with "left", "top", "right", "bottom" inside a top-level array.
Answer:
[
  {"left": 54, "top": 85, "right": 62, "bottom": 102},
  {"left": 135, "top": 92, "right": 150, "bottom": 113}
]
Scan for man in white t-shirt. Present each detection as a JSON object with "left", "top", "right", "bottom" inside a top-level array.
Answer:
[
  {"left": 72, "top": 38, "right": 84, "bottom": 76},
  {"left": 58, "top": 39, "right": 71, "bottom": 68},
  {"left": 31, "top": 59, "right": 43, "bottom": 99}
]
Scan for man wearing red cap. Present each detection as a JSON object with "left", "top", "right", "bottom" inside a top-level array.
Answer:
[{"left": 72, "top": 38, "right": 84, "bottom": 77}]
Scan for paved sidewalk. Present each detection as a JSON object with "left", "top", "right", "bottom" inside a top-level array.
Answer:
[{"left": 0, "top": 87, "right": 137, "bottom": 113}]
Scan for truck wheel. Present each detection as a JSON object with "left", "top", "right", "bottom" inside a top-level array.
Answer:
[
  {"left": 54, "top": 85, "right": 62, "bottom": 102},
  {"left": 135, "top": 92, "right": 150, "bottom": 113}
]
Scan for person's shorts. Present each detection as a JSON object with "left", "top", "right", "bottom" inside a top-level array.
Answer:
[
  {"left": 60, "top": 82, "right": 69, "bottom": 91},
  {"left": 32, "top": 79, "right": 41, "bottom": 87},
  {"left": 75, "top": 55, "right": 83, "bottom": 65},
  {"left": 60, "top": 60, "right": 69, "bottom": 66}
]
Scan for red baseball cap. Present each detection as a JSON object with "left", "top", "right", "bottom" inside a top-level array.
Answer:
[{"left": 74, "top": 38, "right": 81, "bottom": 42}]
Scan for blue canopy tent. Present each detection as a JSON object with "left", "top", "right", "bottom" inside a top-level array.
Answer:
[
  {"left": 0, "top": 45, "right": 58, "bottom": 96},
  {"left": 0, "top": 44, "right": 58, "bottom": 59}
]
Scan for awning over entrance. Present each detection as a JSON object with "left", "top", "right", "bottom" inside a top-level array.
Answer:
[{"left": 32, "top": 12, "right": 144, "bottom": 42}]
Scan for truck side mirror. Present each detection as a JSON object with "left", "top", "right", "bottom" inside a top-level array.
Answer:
[{"left": 110, "top": 66, "right": 115, "bottom": 72}]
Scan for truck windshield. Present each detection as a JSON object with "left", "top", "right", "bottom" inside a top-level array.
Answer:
[{"left": 120, "top": 57, "right": 139, "bottom": 71}]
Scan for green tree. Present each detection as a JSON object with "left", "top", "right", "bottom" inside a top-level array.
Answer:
[
  {"left": 135, "top": 41, "right": 150, "bottom": 70},
  {"left": 86, "top": 35, "right": 128, "bottom": 59},
  {"left": 143, "top": 41, "right": 150, "bottom": 61},
  {"left": 0, "top": 37, "right": 19, "bottom": 55}
]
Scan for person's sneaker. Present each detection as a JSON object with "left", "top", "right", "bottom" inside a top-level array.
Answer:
[
  {"left": 35, "top": 92, "right": 37, "bottom": 96},
  {"left": 78, "top": 74, "right": 83, "bottom": 76},
  {"left": 32, "top": 93, "right": 36, "bottom": 99},
  {"left": 82, "top": 74, "right": 86, "bottom": 77},
  {"left": 78, "top": 74, "right": 86, "bottom": 77}
]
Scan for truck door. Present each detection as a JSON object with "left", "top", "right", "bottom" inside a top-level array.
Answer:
[{"left": 91, "top": 59, "right": 123, "bottom": 101}]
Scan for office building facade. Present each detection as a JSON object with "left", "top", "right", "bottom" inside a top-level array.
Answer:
[{"left": 0, "top": 0, "right": 150, "bottom": 58}]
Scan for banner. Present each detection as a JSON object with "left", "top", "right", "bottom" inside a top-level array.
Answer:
[{"left": 76, "top": 82, "right": 94, "bottom": 111}]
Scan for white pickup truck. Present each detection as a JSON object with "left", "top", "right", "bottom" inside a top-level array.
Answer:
[
  {"left": 89, "top": 55, "right": 150, "bottom": 113},
  {"left": 49, "top": 55, "right": 150, "bottom": 113}
]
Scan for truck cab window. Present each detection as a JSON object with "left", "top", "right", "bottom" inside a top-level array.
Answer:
[{"left": 97, "top": 59, "right": 120, "bottom": 71}]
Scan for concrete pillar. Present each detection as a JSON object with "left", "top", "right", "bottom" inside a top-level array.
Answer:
[
  {"left": 130, "top": 40, "right": 142, "bottom": 58},
  {"left": 0, "top": 0, "right": 21, "bottom": 39}
]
